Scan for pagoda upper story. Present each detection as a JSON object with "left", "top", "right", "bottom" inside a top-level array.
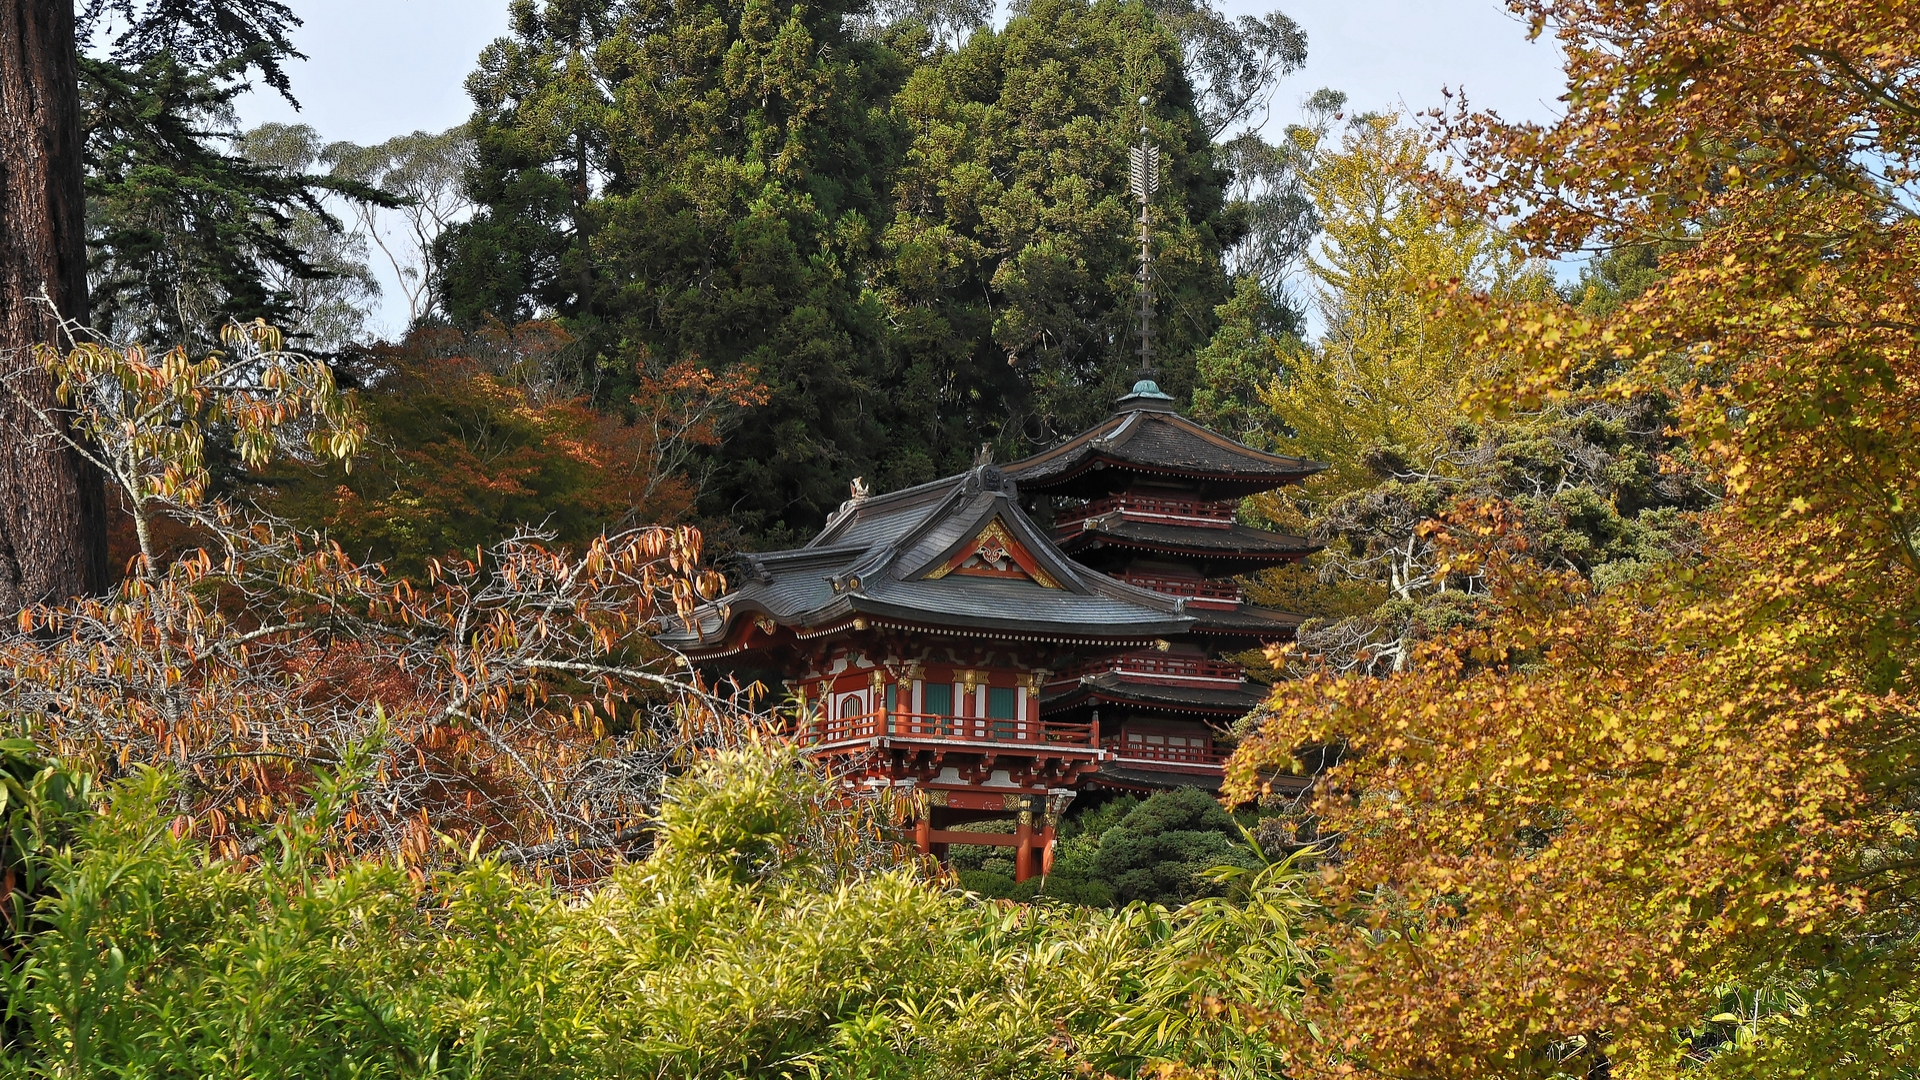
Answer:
[
  {"left": 1005, "top": 379, "right": 1327, "bottom": 790},
  {"left": 1006, "top": 379, "right": 1325, "bottom": 641}
]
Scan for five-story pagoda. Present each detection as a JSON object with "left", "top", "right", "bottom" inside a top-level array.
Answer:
[{"left": 1005, "top": 378, "right": 1325, "bottom": 790}]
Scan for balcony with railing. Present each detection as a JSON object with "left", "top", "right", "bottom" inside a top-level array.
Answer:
[
  {"left": 797, "top": 710, "right": 1099, "bottom": 752},
  {"left": 1113, "top": 571, "right": 1241, "bottom": 608},
  {"left": 1101, "top": 734, "right": 1227, "bottom": 771},
  {"left": 1055, "top": 492, "right": 1235, "bottom": 531},
  {"left": 1052, "top": 652, "right": 1246, "bottom": 688}
]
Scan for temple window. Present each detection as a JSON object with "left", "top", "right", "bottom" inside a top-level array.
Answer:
[
  {"left": 986, "top": 687, "right": 1017, "bottom": 720},
  {"left": 923, "top": 682, "right": 953, "bottom": 716}
]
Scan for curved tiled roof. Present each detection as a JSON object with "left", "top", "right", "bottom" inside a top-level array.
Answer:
[
  {"left": 1005, "top": 405, "right": 1325, "bottom": 499},
  {"left": 1186, "top": 602, "right": 1306, "bottom": 636},
  {"left": 660, "top": 466, "right": 1195, "bottom": 656},
  {"left": 1057, "top": 517, "right": 1318, "bottom": 564},
  {"left": 1039, "top": 671, "right": 1268, "bottom": 716}
]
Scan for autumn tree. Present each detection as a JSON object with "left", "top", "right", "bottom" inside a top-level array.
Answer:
[
  {"left": 1265, "top": 115, "right": 1539, "bottom": 492},
  {"left": 1230, "top": 2, "right": 1920, "bottom": 1075},
  {"left": 0, "top": 315, "right": 753, "bottom": 872},
  {"left": 269, "top": 322, "right": 766, "bottom": 579},
  {"left": 1212, "top": 116, "right": 1699, "bottom": 675}
]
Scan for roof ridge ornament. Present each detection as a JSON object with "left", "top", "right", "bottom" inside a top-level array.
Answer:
[{"left": 1116, "top": 376, "right": 1176, "bottom": 411}]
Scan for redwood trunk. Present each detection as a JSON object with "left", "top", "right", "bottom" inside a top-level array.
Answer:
[{"left": 0, "top": 0, "right": 107, "bottom": 607}]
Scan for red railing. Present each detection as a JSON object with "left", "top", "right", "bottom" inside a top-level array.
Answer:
[
  {"left": 1053, "top": 653, "right": 1246, "bottom": 686},
  {"left": 1103, "top": 737, "right": 1228, "bottom": 767},
  {"left": 1056, "top": 493, "right": 1235, "bottom": 530},
  {"left": 798, "top": 710, "right": 1098, "bottom": 750},
  {"left": 1116, "top": 572, "right": 1241, "bottom": 605}
]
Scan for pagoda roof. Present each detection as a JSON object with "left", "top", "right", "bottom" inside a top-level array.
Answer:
[
  {"left": 1040, "top": 671, "right": 1268, "bottom": 717},
  {"left": 660, "top": 465, "right": 1195, "bottom": 657},
  {"left": 1005, "top": 394, "right": 1326, "bottom": 500},
  {"left": 1058, "top": 516, "right": 1318, "bottom": 567},
  {"left": 1187, "top": 602, "right": 1306, "bottom": 637}
]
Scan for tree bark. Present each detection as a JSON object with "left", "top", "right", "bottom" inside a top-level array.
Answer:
[{"left": 0, "top": 0, "right": 108, "bottom": 608}]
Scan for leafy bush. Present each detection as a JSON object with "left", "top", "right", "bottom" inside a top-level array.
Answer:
[
  {"left": 953, "top": 791, "right": 1264, "bottom": 909},
  {"left": 0, "top": 745, "right": 1314, "bottom": 1079}
]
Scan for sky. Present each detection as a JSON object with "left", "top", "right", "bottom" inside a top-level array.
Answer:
[{"left": 235, "top": 0, "right": 1569, "bottom": 333}]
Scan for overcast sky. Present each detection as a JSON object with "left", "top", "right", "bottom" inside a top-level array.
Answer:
[{"left": 235, "top": 0, "right": 1568, "bottom": 333}]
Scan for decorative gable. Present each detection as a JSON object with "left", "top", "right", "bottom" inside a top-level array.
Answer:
[{"left": 925, "top": 518, "right": 1063, "bottom": 588}]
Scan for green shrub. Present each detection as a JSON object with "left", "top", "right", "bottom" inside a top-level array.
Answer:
[{"left": 0, "top": 746, "right": 1313, "bottom": 1079}]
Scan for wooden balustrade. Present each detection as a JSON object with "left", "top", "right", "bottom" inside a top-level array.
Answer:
[
  {"left": 1103, "top": 738, "right": 1227, "bottom": 766},
  {"left": 1051, "top": 652, "right": 1246, "bottom": 686},
  {"left": 1115, "top": 572, "right": 1242, "bottom": 604},
  {"left": 798, "top": 710, "right": 1098, "bottom": 750},
  {"left": 1055, "top": 492, "right": 1235, "bottom": 530}
]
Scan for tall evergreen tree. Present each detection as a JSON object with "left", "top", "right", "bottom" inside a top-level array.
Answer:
[
  {"left": 0, "top": 0, "right": 103, "bottom": 607},
  {"left": 443, "top": 0, "right": 912, "bottom": 541},
  {"left": 0, "top": 1, "right": 396, "bottom": 605},
  {"left": 443, "top": 0, "right": 1308, "bottom": 541},
  {"left": 879, "top": 0, "right": 1234, "bottom": 462}
]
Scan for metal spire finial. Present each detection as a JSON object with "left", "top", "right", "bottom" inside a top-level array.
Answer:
[{"left": 1127, "top": 93, "right": 1160, "bottom": 382}]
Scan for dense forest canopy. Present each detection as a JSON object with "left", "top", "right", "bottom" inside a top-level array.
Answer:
[{"left": 434, "top": 0, "right": 1312, "bottom": 541}]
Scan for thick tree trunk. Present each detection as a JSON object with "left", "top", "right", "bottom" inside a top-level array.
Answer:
[{"left": 0, "top": 0, "right": 108, "bottom": 608}]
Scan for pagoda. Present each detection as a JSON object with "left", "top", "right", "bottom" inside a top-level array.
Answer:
[
  {"left": 660, "top": 461, "right": 1197, "bottom": 881},
  {"left": 1004, "top": 378, "right": 1325, "bottom": 791}
]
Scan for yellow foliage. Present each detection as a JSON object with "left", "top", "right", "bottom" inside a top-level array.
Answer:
[{"left": 1261, "top": 116, "right": 1549, "bottom": 495}]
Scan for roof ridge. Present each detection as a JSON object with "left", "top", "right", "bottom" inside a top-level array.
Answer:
[{"left": 1150, "top": 410, "right": 1323, "bottom": 469}]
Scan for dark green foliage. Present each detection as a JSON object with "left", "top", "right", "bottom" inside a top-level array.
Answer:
[
  {"left": 1087, "top": 787, "right": 1258, "bottom": 905},
  {"left": 441, "top": 0, "right": 1265, "bottom": 541},
  {"left": 955, "top": 867, "right": 1117, "bottom": 906},
  {"left": 0, "top": 741, "right": 91, "bottom": 956},
  {"left": 954, "top": 789, "right": 1262, "bottom": 908},
  {"left": 1563, "top": 241, "right": 1672, "bottom": 319},
  {"left": 443, "top": 0, "right": 914, "bottom": 539},
  {"left": 879, "top": 0, "right": 1233, "bottom": 459},
  {"left": 80, "top": 0, "right": 301, "bottom": 96},
  {"left": 1189, "top": 275, "right": 1301, "bottom": 448}
]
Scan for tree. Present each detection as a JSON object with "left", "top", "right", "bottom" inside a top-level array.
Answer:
[
  {"left": 269, "top": 323, "right": 766, "bottom": 579},
  {"left": 1229, "top": 1, "right": 1920, "bottom": 1074},
  {"left": 1216, "top": 115, "right": 1700, "bottom": 676},
  {"left": 2, "top": 0, "right": 391, "bottom": 606},
  {"left": 325, "top": 127, "right": 475, "bottom": 328},
  {"left": 0, "top": 316, "right": 750, "bottom": 872},
  {"left": 443, "top": 0, "right": 1316, "bottom": 540},
  {"left": 0, "top": 0, "right": 107, "bottom": 607},
  {"left": 235, "top": 123, "right": 383, "bottom": 353},
  {"left": 879, "top": 0, "right": 1234, "bottom": 458},
  {"left": 442, "top": 0, "right": 911, "bottom": 538},
  {"left": 1264, "top": 115, "right": 1541, "bottom": 494}
]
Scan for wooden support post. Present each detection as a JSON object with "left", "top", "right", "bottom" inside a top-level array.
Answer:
[
  {"left": 1040, "top": 821, "right": 1057, "bottom": 876},
  {"left": 1014, "top": 795, "right": 1036, "bottom": 883},
  {"left": 915, "top": 812, "right": 932, "bottom": 856}
]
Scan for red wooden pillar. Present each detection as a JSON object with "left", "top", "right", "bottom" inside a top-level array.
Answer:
[
  {"left": 1040, "top": 821, "right": 1057, "bottom": 876},
  {"left": 915, "top": 812, "right": 932, "bottom": 856},
  {"left": 1013, "top": 795, "right": 1036, "bottom": 882}
]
